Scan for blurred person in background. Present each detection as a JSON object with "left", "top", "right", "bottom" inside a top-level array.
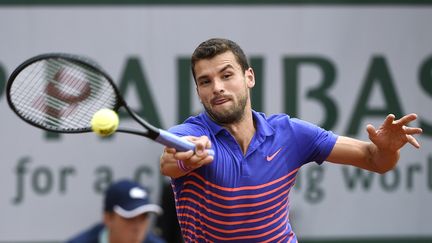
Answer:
[{"left": 67, "top": 179, "right": 165, "bottom": 243}]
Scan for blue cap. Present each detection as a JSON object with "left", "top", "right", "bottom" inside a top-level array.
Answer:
[{"left": 104, "top": 180, "right": 162, "bottom": 218}]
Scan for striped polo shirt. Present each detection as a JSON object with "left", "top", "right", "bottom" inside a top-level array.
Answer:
[{"left": 169, "top": 111, "right": 337, "bottom": 242}]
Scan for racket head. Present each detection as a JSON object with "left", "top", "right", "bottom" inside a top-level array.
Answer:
[{"left": 6, "top": 53, "right": 124, "bottom": 133}]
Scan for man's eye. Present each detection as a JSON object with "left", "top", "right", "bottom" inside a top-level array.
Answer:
[
  {"left": 199, "top": 80, "right": 210, "bottom": 85},
  {"left": 222, "top": 74, "right": 232, "bottom": 79}
]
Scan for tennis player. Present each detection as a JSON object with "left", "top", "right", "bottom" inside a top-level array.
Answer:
[{"left": 160, "top": 38, "right": 423, "bottom": 242}]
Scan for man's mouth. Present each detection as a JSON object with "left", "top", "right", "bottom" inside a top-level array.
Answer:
[{"left": 212, "top": 96, "right": 230, "bottom": 105}]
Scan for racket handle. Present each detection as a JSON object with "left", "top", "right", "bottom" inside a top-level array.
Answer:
[{"left": 156, "top": 130, "right": 215, "bottom": 157}]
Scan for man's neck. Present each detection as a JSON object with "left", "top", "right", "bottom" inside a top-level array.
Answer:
[{"left": 223, "top": 110, "right": 255, "bottom": 155}]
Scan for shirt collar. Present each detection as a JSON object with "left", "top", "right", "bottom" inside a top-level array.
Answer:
[{"left": 98, "top": 226, "right": 109, "bottom": 243}]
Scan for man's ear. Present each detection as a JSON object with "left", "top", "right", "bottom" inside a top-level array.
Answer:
[{"left": 245, "top": 68, "right": 255, "bottom": 88}]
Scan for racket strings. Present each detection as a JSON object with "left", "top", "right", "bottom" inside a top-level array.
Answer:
[{"left": 9, "top": 58, "right": 118, "bottom": 131}]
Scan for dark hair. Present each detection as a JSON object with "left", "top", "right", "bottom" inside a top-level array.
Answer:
[{"left": 191, "top": 38, "right": 250, "bottom": 81}]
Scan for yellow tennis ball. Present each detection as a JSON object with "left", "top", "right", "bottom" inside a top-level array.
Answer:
[{"left": 91, "top": 108, "right": 119, "bottom": 137}]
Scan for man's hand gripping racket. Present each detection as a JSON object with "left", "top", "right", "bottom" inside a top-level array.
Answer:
[{"left": 6, "top": 53, "right": 214, "bottom": 157}]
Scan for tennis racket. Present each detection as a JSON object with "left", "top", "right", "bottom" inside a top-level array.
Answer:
[{"left": 6, "top": 53, "right": 214, "bottom": 156}]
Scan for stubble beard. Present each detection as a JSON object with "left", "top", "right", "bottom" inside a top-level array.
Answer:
[{"left": 204, "top": 90, "right": 249, "bottom": 125}]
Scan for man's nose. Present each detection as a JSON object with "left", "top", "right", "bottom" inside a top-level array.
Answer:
[{"left": 212, "top": 79, "right": 225, "bottom": 94}]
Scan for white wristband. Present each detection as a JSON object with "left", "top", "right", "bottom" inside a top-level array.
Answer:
[{"left": 177, "top": 160, "right": 191, "bottom": 173}]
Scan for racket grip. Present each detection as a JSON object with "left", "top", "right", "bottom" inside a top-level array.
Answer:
[{"left": 156, "top": 130, "right": 215, "bottom": 157}]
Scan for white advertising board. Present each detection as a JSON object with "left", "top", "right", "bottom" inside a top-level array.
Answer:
[{"left": 0, "top": 5, "right": 431, "bottom": 241}]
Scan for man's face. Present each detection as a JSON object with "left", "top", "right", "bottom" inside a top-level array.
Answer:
[
  {"left": 194, "top": 51, "right": 255, "bottom": 124},
  {"left": 104, "top": 212, "right": 150, "bottom": 243}
]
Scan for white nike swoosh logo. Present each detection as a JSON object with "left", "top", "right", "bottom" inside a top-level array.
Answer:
[{"left": 266, "top": 147, "right": 282, "bottom": 161}]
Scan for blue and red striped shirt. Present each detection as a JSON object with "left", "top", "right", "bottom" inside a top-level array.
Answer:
[{"left": 169, "top": 111, "right": 337, "bottom": 242}]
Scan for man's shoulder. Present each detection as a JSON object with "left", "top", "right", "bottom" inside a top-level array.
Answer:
[
  {"left": 255, "top": 111, "right": 292, "bottom": 126},
  {"left": 169, "top": 112, "right": 213, "bottom": 136},
  {"left": 183, "top": 112, "right": 208, "bottom": 124},
  {"left": 66, "top": 223, "right": 104, "bottom": 243},
  {"left": 255, "top": 111, "right": 322, "bottom": 135},
  {"left": 262, "top": 112, "right": 313, "bottom": 127}
]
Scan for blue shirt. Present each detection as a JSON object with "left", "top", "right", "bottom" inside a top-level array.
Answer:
[
  {"left": 66, "top": 223, "right": 166, "bottom": 243},
  {"left": 169, "top": 111, "right": 338, "bottom": 242}
]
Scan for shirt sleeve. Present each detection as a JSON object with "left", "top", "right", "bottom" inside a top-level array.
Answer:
[
  {"left": 168, "top": 122, "right": 209, "bottom": 138},
  {"left": 291, "top": 118, "right": 338, "bottom": 164}
]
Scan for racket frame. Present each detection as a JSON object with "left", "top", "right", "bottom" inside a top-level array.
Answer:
[{"left": 6, "top": 53, "right": 214, "bottom": 156}]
